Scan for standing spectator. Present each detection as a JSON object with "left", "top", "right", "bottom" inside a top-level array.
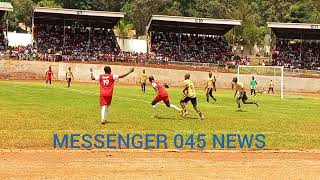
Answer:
[
  {"left": 250, "top": 76, "right": 258, "bottom": 96},
  {"left": 66, "top": 67, "right": 74, "bottom": 88},
  {"left": 268, "top": 80, "right": 274, "bottom": 94}
]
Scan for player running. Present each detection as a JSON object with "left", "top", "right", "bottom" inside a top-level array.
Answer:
[
  {"left": 180, "top": 73, "right": 204, "bottom": 120},
  {"left": 149, "top": 75, "right": 181, "bottom": 115},
  {"left": 45, "top": 66, "right": 54, "bottom": 85},
  {"left": 204, "top": 72, "right": 217, "bottom": 103},
  {"left": 139, "top": 69, "right": 148, "bottom": 93},
  {"left": 232, "top": 77, "right": 258, "bottom": 112},
  {"left": 66, "top": 67, "right": 74, "bottom": 88},
  {"left": 91, "top": 66, "right": 134, "bottom": 124}
]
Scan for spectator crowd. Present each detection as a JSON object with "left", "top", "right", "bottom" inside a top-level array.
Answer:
[
  {"left": 2, "top": 24, "right": 320, "bottom": 71},
  {"left": 150, "top": 32, "right": 233, "bottom": 64},
  {"left": 272, "top": 40, "right": 320, "bottom": 70}
]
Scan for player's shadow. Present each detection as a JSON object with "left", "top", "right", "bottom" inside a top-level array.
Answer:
[
  {"left": 184, "top": 117, "right": 199, "bottom": 120},
  {"left": 154, "top": 116, "right": 172, "bottom": 120},
  {"left": 106, "top": 121, "right": 118, "bottom": 124},
  {"left": 236, "top": 110, "right": 247, "bottom": 112}
]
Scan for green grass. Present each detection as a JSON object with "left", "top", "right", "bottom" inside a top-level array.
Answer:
[{"left": 0, "top": 80, "right": 319, "bottom": 150}]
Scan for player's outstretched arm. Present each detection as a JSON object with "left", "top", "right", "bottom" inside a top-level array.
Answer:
[{"left": 119, "top": 67, "right": 134, "bottom": 79}]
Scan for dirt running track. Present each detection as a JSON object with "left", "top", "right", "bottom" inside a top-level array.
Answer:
[{"left": 0, "top": 150, "right": 319, "bottom": 179}]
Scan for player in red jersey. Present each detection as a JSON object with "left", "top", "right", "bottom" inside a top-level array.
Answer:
[
  {"left": 91, "top": 66, "right": 134, "bottom": 124},
  {"left": 149, "top": 76, "right": 181, "bottom": 116},
  {"left": 45, "top": 66, "right": 54, "bottom": 85}
]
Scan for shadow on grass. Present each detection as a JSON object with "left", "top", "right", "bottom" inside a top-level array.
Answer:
[
  {"left": 106, "top": 121, "right": 118, "bottom": 124},
  {"left": 154, "top": 116, "right": 172, "bottom": 120},
  {"left": 184, "top": 117, "right": 200, "bottom": 120},
  {"left": 236, "top": 110, "right": 247, "bottom": 112}
]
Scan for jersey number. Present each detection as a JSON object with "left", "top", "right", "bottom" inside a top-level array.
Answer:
[{"left": 103, "top": 79, "right": 109, "bottom": 85}]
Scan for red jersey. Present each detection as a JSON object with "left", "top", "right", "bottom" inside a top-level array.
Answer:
[
  {"left": 99, "top": 74, "right": 119, "bottom": 97},
  {"left": 46, "top": 70, "right": 53, "bottom": 79},
  {"left": 151, "top": 80, "right": 168, "bottom": 97}
]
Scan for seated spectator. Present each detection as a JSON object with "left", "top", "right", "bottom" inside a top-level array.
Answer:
[
  {"left": 150, "top": 32, "right": 232, "bottom": 64},
  {"left": 273, "top": 40, "right": 320, "bottom": 70}
]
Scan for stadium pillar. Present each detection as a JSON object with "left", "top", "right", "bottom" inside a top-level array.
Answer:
[
  {"left": 269, "top": 30, "right": 274, "bottom": 63},
  {"left": 179, "top": 22, "right": 181, "bottom": 54},
  {"left": 281, "top": 66, "right": 284, "bottom": 99},
  {"left": 63, "top": 20, "right": 66, "bottom": 48},
  {"left": 31, "top": 11, "right": 34, "bottom": 48},
  {"left": 147, "top": 31, "right": 151, "bottom": 53},
  {"left": 232, "top": 27, "right": 235, "bottom": 52},
  {"left": 88, "top": 22, "right": 91, "bottom": 52},
  {"left": 299, "top": 32, "right": 303, "bottom": 63}
]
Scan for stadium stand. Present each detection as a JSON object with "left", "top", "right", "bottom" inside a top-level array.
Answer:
[
  {"left": 33, "top": 7, "right": 124, "bottom": 61},
  {"left": 147, "top": 15, "right": 241, "bottom": 65},
  {"left": 0, "top": 2, "right": 13, "bottom": 51},
  {"left": 269, "top": 22, "right": 320, "bottom": 70}
]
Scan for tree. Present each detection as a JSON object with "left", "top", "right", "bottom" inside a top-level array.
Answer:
[
  {"left": 162, "top": 1, "right": 182, "bottom": 16},
  {"left": 36, "top": 0, "right": 62, "bottom": 8},
  {"left": 242, "top": 22, "right": 266, "bottom": 54},
  {"left": 114, "top": 19, "right": 134, "bottom": 48},
  {"left": 187, "top": 0, "right": 230, "bottom": 19},
  {"left": 11, "top": 0, "right": 34, "bottom": 30},
  {"left": 124, "top": 0, "right": 168, "bottom": 35},
  {"left": 285, "top": 1, "right": 313, "bottom": 23}
]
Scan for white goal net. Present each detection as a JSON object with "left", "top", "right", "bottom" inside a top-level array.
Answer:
[{"left": 237, "top": 65, "right": 284, "bottom": 99}]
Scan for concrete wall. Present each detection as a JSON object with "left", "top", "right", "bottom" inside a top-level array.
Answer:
[
  {"left": 8, "top": 32, "right": 32, "bottom": 47},
  {"left": 117, "top": 38, "right": 147, "bottom": 53},
  {"left": 1, "top": 60, "right": 320, "bottom": 93}
]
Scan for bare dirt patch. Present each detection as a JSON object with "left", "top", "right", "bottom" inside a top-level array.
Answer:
[{"left": 0, "top": 149, "right": 319, "bottom": 179}]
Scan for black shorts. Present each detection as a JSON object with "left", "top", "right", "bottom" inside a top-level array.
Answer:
[
  {"left": 238, "top": 92, "right": 248, "bottom": 101},
  {"left": 67, "top": 78, "right": 71, "bottom": 82},
  {"left": 181, "top": 96, "right": 197, "bottom": 106}
]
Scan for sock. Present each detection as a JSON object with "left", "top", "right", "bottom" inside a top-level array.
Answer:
[
  {"left": 170, "top": 104, "right": 181, "bottom": 111},
  {"left": 152, "top": 105, "right": 160, "bottom": 116},
  {"left": 101, "top": 105, "right": 109, "bottom": 122}
]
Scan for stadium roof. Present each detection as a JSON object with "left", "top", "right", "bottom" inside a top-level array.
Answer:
[
  {"left": 33, "top": 7, "right": 124, "bottom": 28},
  {"left": 147, "top": 15, "right": 241, "bottom": 35},
  {"left": 0, "top": 2, "right": 13, "bottom": 12},
  {"left": 0, "top": 2, "right": 13, "bottom": 19},
  {"left": 268, "top": 22, "right": 320, "bottom": 40}
]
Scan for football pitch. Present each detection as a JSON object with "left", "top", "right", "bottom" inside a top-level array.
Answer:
[{"left": 0, "top": 80, "right": 319, "bottom": 150}]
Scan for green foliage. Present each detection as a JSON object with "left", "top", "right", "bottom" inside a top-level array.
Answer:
[
  {"left": 285, "top": 1, "right": 313, "bottom": 23},
  {"left": 114, "top": 19, "right": 134, "bottom": 37},
  {"left": 36, "top": 0, "right": 62, "bottom": 8},
  {"left": 10, "top": 0, "right": 34, "bottom": 30}
]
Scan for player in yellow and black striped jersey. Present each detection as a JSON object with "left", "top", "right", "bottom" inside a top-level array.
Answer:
[
  {"left": 232, "top": 77, "right": 258, "bottom": 111},
  {"left": 180, "top": 73, "right": 204, "bottom": 120},
  {"left": 205, "top": 72, "right": 217, "bottom": 103}
]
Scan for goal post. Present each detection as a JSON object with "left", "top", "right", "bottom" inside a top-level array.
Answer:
[{"left": 237, "top": 65, "right": 284, "bottom": 99}]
